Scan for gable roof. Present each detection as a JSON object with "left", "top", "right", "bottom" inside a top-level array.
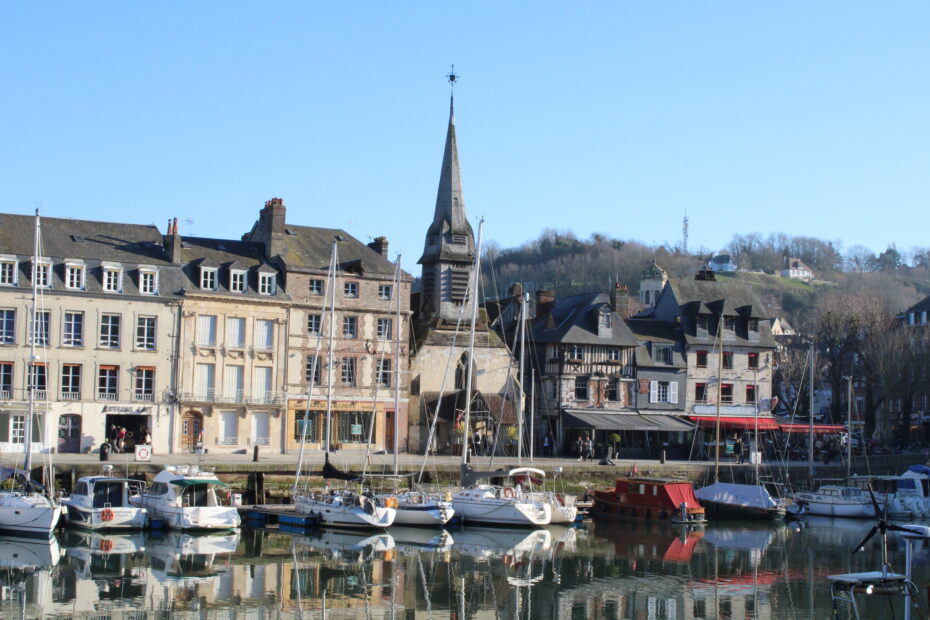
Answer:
[
  {"left": 531, "top": 292, "right": 638, "bottom": 346},
  {"left": 273, "top": 225, "right": 400, "bottom": 277}
]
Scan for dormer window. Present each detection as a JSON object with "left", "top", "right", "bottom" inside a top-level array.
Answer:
[
  {"left": 696, "top": 315, "right": 709, "bottom": 339},
  {"left": 65, "top": 262, "right": 85, "bottom": 290},
  {"left": 723, "top": 317, "right": 736, "bottom": 340},
  {"left": 258, "top": 272, "right": 276, "bottom": 295},
  {"left": 229, "top": 270, "right": 246, "bottom": 293},
  {"left": 0, "top": 257, "right": 17, "bottom": 286},
  {"left": 200, "top": 267, "right": 217, "bottom": 291},
  {"left": 138, "top": 268, "right": 158, "bottom": 295},
  {"left": 568, "top": 345, "right": 584, "bottom": 361},
  {"left": 34, "top": 261, "right": 51, "bottom": 288},
  {"left": 653, "top": 344, "right": 673, "bottom": 365},
  {"left": 103, "top": 267, "right": 121, "bottom": 293},
  {"left": 598, "top": 309, "right": 612, "bottom": 337},
  {"left": 747, "top": 318, "right": 760, "bottom": 341}
]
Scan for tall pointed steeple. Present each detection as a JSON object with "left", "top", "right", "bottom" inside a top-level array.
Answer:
[{"left": 418, "top": 92, "right": 477, "bottom": 323}]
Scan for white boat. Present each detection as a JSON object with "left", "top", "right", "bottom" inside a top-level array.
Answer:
[
  {"left": 295, "top": 486, "right": 396, "bottom": 529},
  {"left": 519, "top": 468, "right": 577, "bottom": 524},
  {"left": 792, "top": 485, "right": 877, "bottom": 518},
  {"left": 386, "top": 490, "right": 454, "bottom": 526},
  {"left": 147, "top": 531, "right": 239, "bottom": 583},
  {"left": 389, "top": 526, "right": 454, "bottom": 551},
  {"left": 133, "top": 466, "right": 240, "bottom": 530},
  {"left": 454, "top": 526, "right": 552, "bottom": 561},
  {"left": 61, "top": 471, "right": 148, "bottom": 530},
  {"left": 695, "top": 481, "right": 788, "bottom": 520},
  {"left": 453, "top": 468, "right": 552, "bottom": 527}
]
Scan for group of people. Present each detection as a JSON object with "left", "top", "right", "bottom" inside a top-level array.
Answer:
[{"left": 107, "top": 425, "right": 151, "bottom": 454}]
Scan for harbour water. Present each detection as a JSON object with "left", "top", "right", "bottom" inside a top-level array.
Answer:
[{"left": 4, "top": 518, "right": 929, "bottom": 619}]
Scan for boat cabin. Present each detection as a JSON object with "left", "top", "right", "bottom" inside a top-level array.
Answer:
[
  {"left": 593, "top": 477, "right": 705, "bottom": 522},
  {"left": 71, "top": 477, "right": 143, "bottom": 509}
]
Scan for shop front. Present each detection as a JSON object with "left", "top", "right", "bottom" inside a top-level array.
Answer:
[{"left": 288, "top": 399, "right": 386, "bottom": 452}]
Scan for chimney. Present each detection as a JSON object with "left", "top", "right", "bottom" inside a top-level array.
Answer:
[
  {"left": 535, "top": 289, "right": 555, "bottom": 320},
  {"left": 164, "top": 217, "right": 182, "bottom": 264},
  {"left": 259, "top": 197, "right": 287, "bottom": 259},
  {"left": 368, "top": 236, "right": 389, "bottom": 258},
  {"left": 610, "top": 283, "right": 630, "bottom": 317}
]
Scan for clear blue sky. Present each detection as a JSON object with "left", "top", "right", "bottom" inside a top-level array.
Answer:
[{"left": 2, "top": 3, "right": 928, "bottom": 264}]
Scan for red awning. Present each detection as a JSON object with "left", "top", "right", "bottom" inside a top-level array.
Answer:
[
  {"left": 778, "top": 423, "right": 845, "bottom": 434},
  {"left": 689, "top": 416, "right": 780, "bottom": 430}
]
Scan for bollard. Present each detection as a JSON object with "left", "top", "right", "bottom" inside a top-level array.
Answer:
[
  {"left": 661, "top": 449, "right": 666, "bottom": 464},
  {"left": 253, "top": 445, "right": 259, "bottom": 462}
]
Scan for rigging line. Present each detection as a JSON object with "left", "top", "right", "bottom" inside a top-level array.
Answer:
[{"left": 294, "top": 247, "right": 336, "bottom": 495}]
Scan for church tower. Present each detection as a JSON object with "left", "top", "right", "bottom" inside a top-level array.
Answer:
[{"left": 417, "top": 98, "right": 476, "bottom": 324}]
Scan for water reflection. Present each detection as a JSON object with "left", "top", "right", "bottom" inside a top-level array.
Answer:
[{"left": 2, "top": 518, "right": 929, "bottom": 618}]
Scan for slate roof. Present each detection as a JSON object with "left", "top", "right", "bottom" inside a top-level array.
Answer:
[
  {"left": 0, "top": 213, "right": 184, "bottom": 298},
  {"left": 906, "top": 295, "right": 930, "bottom": 316},
  {"left": 178, "top": 236, "right": 289, "bottom": 299},
  {"left": 273, "top": 225, "right": 400, "bottom": 277},
  {"left": 627, "top": 320, "right": 687, "bottom": 369},
  {"left": 531, "top": 292, "right": 638, "bottom": 346}
]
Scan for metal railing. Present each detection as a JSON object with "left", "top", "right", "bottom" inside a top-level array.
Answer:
[
  {"left": 135, "top": 392, "right": 155, "bottom": 402},
  {"left": 180, "top": 390, "right": 285, "bottom": 405},
  {"left": 61, "top": 391, "right": 81, "bottom": 401},
  {"left": 98, "top": 392, "right": 119, "bottom": 401},
  {"left": 216, "top": 437, "right": 238, "bottom": 446}
]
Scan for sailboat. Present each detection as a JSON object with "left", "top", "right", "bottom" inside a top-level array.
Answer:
[
  {"left": 292, "top": 241, "right": 396, "bottom": 529},
  {"left": 694, "top": 311, "right": 787, "bottom": 520},
  {"left": 0, "top": 210, "right": 60, "bottom": 538},
  {"left": 450, "top": 219, "right": 551, "bottom": 527}
]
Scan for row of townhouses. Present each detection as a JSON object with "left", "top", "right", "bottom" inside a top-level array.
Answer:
[{"left": 0, "top": 98, "right": 781, "bottom": 459}]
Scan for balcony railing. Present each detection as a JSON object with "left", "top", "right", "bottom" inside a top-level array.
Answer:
[
  {"left": 61, "top": 391, "right": 81, "bottom": 401},
  {"left": 180, "top": 390, "right": 285, "bottom": 405},
  {"left": 251, "top": 436, "right": 271, "bottom": 446},
  {"left": 31, "top": 390, "right": 47, "bottom": 400},
  {"left": 98, "top": 392, "right": 119, "bottom": 401},
  {"left": 216, "top": 437, "right": 238, "bottom": 446},
  {"left": 135, "top": 392, "right": 155, "bottom": 402},
  {"left": 0, "top": 389, "right": 11, "bottom": 400}
]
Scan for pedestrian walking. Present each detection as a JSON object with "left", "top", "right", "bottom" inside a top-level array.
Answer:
[
  {"left": 575, "top": 436, "right": 584, "bottom": 461},
  {"left": 584, "top": 435, "right": 595, "bottom": 462},
  {"left": 542, "top": 432, "right": 551, "bottom": 457},
  {"left": 734, "top": 436, "right": 744, "bottom": 464}
]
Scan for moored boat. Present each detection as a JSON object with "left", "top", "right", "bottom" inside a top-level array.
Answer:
[
  {"left": 133, "top": 466, "right": 240, "bottom": 530},
  {"left": 387, "top": 490, "right": 454, "bottom": 526},
  {"left": 792, "top": 485, "right": 877, "bottom": 518},
  {"left": 61, "top": 471, "right": 148, "bottom": 530},
  {"left": 592, "top": 477, "right": 706, "bottom": 524},
  {"left": 295, "top": 487, "right": 397, "bottom": 529},
  {"left": 695, "top": 481, "right": 787, "bottom": 520}
]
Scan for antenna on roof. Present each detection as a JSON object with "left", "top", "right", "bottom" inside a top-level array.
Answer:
[{"left": 184, "top": 218, "right": 194, "bottom": 236}]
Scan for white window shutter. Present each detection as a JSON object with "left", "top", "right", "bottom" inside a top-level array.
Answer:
[
  {"left": 670, "top": 382, "right": 678, "bottom": 404},
  {"left": 649, "top": 381, "right": 658, "bottom": 403}
]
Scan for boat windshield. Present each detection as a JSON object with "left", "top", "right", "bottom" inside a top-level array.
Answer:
[{"left": 93, "top": 481, "right": 124, "bottom": 508}]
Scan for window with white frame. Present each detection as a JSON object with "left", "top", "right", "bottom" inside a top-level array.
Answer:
[
  {"left": 226, "top": 317, "right": 245, "bottom": 348},
  {"left": 649, "top": 380, "right": 678, "bottom": 404},
  {"left": 29, "top": 310, "right": 50, "bottom": 346},
  {"left": 139, "top": 269, "right": 158, "bottom": 295},
  {"left": 607, "top": 349, "right": 622, "bottom": 362},
  {"left": 306, "top": 355, "right": 321, "bottom": 385},
  {"left": 258, "top": 272, "right": 275, "bottom": 295},
  {"left": 194, "top": 363, "right": 215, "bottom": 400},
  {"left": 253, "top": 366, "right": 272, "bottom": 403},
  {"left": 309, "top": 279, "right": 323, "bottom": 295},
  {"left": 254, "top": 319, "right": 274, "bottom": 350},
  {"left": 0, "top": 362, "right": 12, "bottom": 397},
  {"left": 344, "top": 282, "right": 358, "bottom": 298},
  {"left": 307, "top": 313, "right": 322, "bottom": 336},
  {"left": 224, "top": 365, "right": 244, "bottom": 401},
  {"left": 376, "top": 318, "right": 392, "bottom": 340},
  {"left": 98, "top": 365, "right": 119, "bottom": 400},
  {"left": 568, "top": 345, "right": 584, "bottom": 360},
  {"left": 723, "top": 316, "right": 736, "bottom": 340},
  {"left": 134, "top": 367, "right": 155, "bottom": 401},
  {"left": 28, "top": 363, "right": 47, "bottom": 397},
  {"left": 102, "top": 266, "right": 122, "bottom": 293},
  {"left": 574, "top": 376, "right": 589, "bottom": 399},
  {"left": 377, "top": 358, "right": 391, "bottom": 387},
  {"left": 229, "top": 270, "right": 246, "bottom": 293},
  {"left": 343, "top": 316, "right": 357, "bottom": 338},
  {"left": 607, "top": 377, "right": 621, "bottom": 401},
  {"left": 10, "top": 415, "right": 25, "bottom": 443},
  {"left": 61, "top": 364, "right": 81, "bottom": 399},
  {"left": 64, "top": 317, "right": 82, "bottom": 351},
  {"left": 136, "top": 316, "right": 156, "bottom": 350},
  {"left": 65, "top": 263, "right": 85, "bottom": 290},
  {"left": 653, "top": 344, "right": 673, "bottom": 365},
  {"left": 200, "top": 267, "right": 218, "bottom": 291},
  {"left": 34, "top": 261, "right": 51, "bottom": 288},
  {"left": 378, "top": 284, "right": 393, "bottom": 300},
  {"left": 219, "top": 411, "right": 238, "bottom": 444},
  {"left": 99, "top": 314, "right": 121, "bottom": 348},
  {"left": 341, "top": 358, "right": 356, "bottom": 385},
  {"left": 0, "top": 309, "right": 14, "bottom": 344},
  {"left": 0, "top": 260, "right": 16, "bottom": 286},
  {"left": 196, "top": 315, "right": 217, "bottom": 346}
]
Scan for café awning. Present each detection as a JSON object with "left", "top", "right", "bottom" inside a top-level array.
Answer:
[
  {"left": 689, "top": 416, "right": 780, "bottom": 431},
  {"left": 777, "top": 423, "right": 845, "bottom": 434},
  {"left": 563, "top": 411, "right": 695, "bottom": 432}
]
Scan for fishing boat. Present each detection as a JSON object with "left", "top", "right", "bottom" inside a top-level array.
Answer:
[
  {"left": 0, "top": 210, "right": 60, "bottom": 539},
  {"left": 133, "top": 465, "right": 240, "bottom": 530},
  {"left": 61, "top": 468, "right": 148, "bottom": 530},
  {"left": 592, "top": 477, "right": 706, "bottom": 524}
]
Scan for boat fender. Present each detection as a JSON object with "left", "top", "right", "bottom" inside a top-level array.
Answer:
[{"left": 503, "top": 488, "right": 515, "bottom": 499}]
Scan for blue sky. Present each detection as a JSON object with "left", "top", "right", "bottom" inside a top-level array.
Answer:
[{"left": 2, "top": 3, "right": 928, "bottom": 264}]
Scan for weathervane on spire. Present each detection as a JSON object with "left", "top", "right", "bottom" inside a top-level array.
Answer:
[{"left": 446, "top": 64, "right": 458, "bottom": 89}]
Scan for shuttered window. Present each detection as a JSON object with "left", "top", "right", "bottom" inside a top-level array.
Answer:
[
  {"left": 253, "top": 366, "right": 272, "bottom": 403},
  {"left": 226, "top": 317, "right": 245, "bottom": 348},
  {"left": 197, "top": 315, "right": 217, "bottom": 346},
  {"left": 254, "top": 320, "right": 274, "bottom": 350},
  {"left": 224, "top": 365, "right": 244, "bottom": 402},
  {"left": 195, "top": 363, "right": 215, "bottom": 400}
]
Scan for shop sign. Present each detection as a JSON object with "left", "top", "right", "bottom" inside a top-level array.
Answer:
[{"left": 102, "top": 406, "right": 152, "bottom": 414}]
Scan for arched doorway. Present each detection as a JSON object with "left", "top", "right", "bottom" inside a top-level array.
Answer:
[
  {"left": 181, "top": 411, "right": 203, "bottom": 451},
  {"left": 58, "top": 414, "right": 81, "bottom": 453}
]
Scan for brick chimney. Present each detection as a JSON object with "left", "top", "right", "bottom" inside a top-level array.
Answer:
[
  {"left": 164, "top": 217, "right": 182, "bottom": 264},
  {"left": 259, "top": 198, "right": 287, "bottom": 260},
  {"left": 367, "top": 236, "right": 389, "bottom": 258},
  {"left": 610, "top": 282, "right": 630, "bottom": 317},
  {"left": 535, "top": 289, "right": 555, "bottom": 319}
]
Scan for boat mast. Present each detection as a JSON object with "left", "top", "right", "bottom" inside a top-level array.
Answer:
[
  {"left": 714, "top": 313, "right": 723, "bottom": 484},
  {"left": 530, "top": 368, "right": 535, "bottom": 462},
  {"left": 517, "top": 290, "right": 527, "bottom": 465},
  {"left": 325, "top": 241, "right": 339, "bottom": 455},
  {"left": 25, "top": 209, "right": 40, "bottom": 478},
  {"left": 808, "top": 339, "right": 815, "bottom": 479},
  {"left": 460, "top": 218, "right": 484, "bottom": 480},
  {"left": 392, "top": 256, "right": 402, "bottom": 476},
  {"left": 846, "top": 375, "right": 853, "bottom": 483}
]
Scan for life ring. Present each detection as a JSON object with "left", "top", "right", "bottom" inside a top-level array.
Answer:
[
  {"left": 503, "top": 488, "right": 515, "bottom": 499},
  {"left": 136, "top": 446, "right": 151, "bottom": 460},
  {"left": 101, "top": 508, "right": 115, "bottom": 522},
  {"left": 99, "top": 539, "right": 114, "bottom": 552}
]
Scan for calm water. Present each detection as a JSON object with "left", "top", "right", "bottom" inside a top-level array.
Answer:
[{"left": 3, "top": 518, "right": 929, "bottom": 619}]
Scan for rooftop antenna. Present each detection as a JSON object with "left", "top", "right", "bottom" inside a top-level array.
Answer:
[
  {"left": 184, "top": 218, "right": 195, "bottom": 236},
  {"left": 682, "top": 210, "right": 689, "bottom": 255}
]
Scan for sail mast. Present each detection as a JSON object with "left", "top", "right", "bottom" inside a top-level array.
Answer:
[
  {"left": 325, "top": 241, "right": 338, "bottom": 455},
  {"left": 25, "top": 209, "right": 40, "bottom": 477},
  {"left": 460, "top": 218, "right": 484, "bottom": 476},
  {"left": 517, "top": 290, "right": 526, "bottom": 465},
  {"left": 713, "top": 314, "right": 723, "bottom": 484},
  {"left": 392, "top": 256, "right": 402, "bottom": 476}
]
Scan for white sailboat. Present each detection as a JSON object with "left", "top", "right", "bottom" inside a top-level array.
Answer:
[
  {"left": 0, "top": 210, "right": 60, "bottom": 538},
  {"left": 292, "top": 241, "right": 396, "bottom": 529},
  {"left": 450, "top": 219, "right": 550, "bottom": 527}
]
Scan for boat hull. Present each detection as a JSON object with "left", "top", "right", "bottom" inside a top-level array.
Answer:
[
  {"left": 0, "top": 493, "right": 60, "bottom": 538},
  {"left": 63, "top": 503, "right": 148, "bottom": 530},
  {"left": 793, "top": 500, "right": 876, "bottom": 518},
  {"left": 393, "top": 504, "right": 454, "bottom": 526},
  {"left": 295, "top": 496, "right": 396, "bottom": 529},
  {"left": 143, "top": 504, "right": 240, "bottom": 530},
  {"left": 452, "top": 494, "right": 551, "bottom": 527},
  {"left": 699, "top": 499, "right": 785, "bottom": 520}
]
